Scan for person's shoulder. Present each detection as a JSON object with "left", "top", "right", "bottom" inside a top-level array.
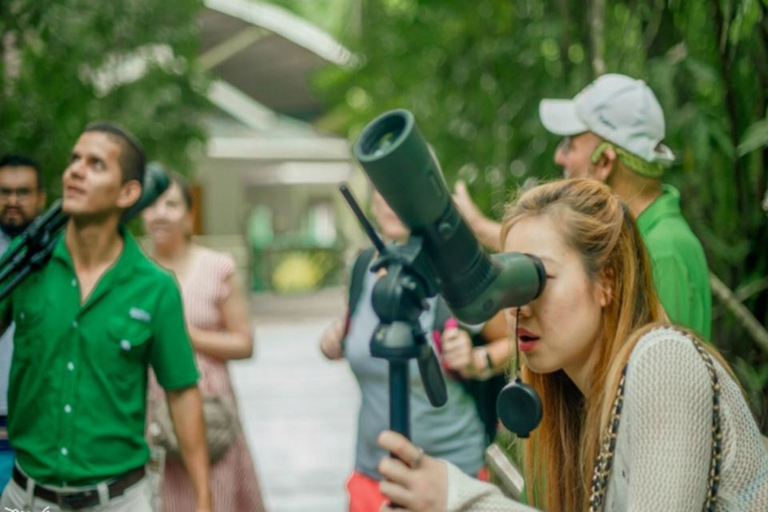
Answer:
[
  {"left": 626, "top": 326, "right": 709, "bottom": 389},
  {"left": 643, "top": 220, "right": 706, "bottom": 264},
  {"left": 193, "top": 244, "right": 236, "bottom": 274},
  {"left": 630, "top": 325, "right": 691, "bottom": 354},
  {"left": 129, "top": 246, "right": 179, "bottom": 289}
]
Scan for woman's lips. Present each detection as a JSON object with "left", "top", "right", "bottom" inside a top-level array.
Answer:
[{"left": 517, "top": 328, "right": 540, "bottom": 353}]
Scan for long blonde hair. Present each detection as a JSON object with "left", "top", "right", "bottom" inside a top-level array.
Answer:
[{"left": 500, "top": 179, "right": 666, "bottom": 510}]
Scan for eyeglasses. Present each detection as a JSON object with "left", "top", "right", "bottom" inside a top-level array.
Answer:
[{"left": 0, "top": 187, "right": 37, "bottom": 201}]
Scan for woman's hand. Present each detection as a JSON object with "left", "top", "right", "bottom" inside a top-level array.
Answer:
[
  {"left": 453, "top": 180, "right": 484, "bottom": 228},
  {"left": 378, "top": 430, "right": 448, "bottom": 512},
  {"left": 441, "top": 327, "right": 479, "bottom": 379}
]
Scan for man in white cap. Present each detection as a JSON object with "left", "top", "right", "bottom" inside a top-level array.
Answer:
[{"left": 455, "top": 73, "right": 711, "bottom": 339}]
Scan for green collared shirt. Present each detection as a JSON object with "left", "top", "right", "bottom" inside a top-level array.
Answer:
[
  {"left": 1, "top": 229, "right": 198, "bottom": 485},
  {"left": 637, "top": 185, "right": 712, "bottom": 339}
]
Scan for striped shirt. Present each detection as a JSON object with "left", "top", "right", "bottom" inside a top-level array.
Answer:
[{"left": 148, "top": 245, "right": 264, "bottom": 512}]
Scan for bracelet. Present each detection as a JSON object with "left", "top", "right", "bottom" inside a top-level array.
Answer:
[{"left": 475, "top": 346, "right": 494, "bottom": 381}]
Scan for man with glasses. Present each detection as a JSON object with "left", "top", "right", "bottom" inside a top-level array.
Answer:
[
  {"left": 0, "top": 154, "right": 47, "bottom": 492},
  {"left": 0, "top": 155, "right": 46, "bottom": 239},
  {"left": 455, "top": 74, "right": 711, "bottom": 339}
]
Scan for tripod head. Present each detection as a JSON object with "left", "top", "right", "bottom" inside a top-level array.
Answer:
[{"left": 340, "top": 185, "right": 447, "bottom": 438}]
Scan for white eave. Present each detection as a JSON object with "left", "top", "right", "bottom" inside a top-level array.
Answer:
[{"left": 204, "top": 0, "right": 353, "bottom": 67}]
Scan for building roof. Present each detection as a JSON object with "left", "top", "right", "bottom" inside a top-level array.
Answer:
[{"left": 202, "top": 0, "right": 353, "bottom": 121}]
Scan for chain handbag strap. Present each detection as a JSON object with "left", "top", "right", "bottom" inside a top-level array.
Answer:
[
  {"left": 588, "top": 336, "right": 722, "bottom": 512},
  {"left": 692, "top": 341, "right": 723, "bottom": 512},
  {"left": 588, "top": 366, "right": 627, "bottom": 511}
]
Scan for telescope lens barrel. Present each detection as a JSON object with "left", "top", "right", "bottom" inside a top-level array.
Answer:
[{"left": 353, "top": 109, "right": 545, "bottom": 324}]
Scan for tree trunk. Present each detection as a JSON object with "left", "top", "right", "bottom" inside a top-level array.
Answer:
[
  {"left": 556, "top": 0, "right": 572, "bottom": 77},
  {"left": 710, "top": 0, "right": 745, "bottom": 223}
]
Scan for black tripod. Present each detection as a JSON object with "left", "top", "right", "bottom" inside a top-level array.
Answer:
[
  {"left": 0, "top": 200, "right": 67, "bottom": 301},
  {"left": 340, "top": 185, "right": 447, "bottom": 439}
]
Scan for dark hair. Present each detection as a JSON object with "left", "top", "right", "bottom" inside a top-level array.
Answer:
[
  {"left": 169, "top": 171, "right": 193, "bottom": 210},
  {"left": 83, "top": 122, "right": 145, "bottom": 184},
  {"left": 0, "top": 154, "right": 44, "bottom": 191}
]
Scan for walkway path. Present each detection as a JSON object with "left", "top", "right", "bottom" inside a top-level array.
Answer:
[{"left": 229, "top": 288, "right": 360, "bottom": 511}]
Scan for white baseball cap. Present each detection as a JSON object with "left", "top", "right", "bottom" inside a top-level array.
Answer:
[{"left": 539, "top": 74, "right": 675, "bottom": 166}]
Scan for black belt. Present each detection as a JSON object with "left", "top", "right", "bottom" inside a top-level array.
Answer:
[{"left": 12, "top": 465, "right": 145, "bottom": 510}]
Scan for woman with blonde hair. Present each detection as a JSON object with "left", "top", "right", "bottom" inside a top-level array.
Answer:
[{"left": 375, "top": 179, "right": 768, "bottom": 511}]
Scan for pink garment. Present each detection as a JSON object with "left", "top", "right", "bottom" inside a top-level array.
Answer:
[{"left": 148, "top": 246, "right": 265, "bottom": 512}]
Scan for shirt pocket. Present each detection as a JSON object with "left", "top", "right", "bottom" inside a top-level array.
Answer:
[
  {"left": 108, "top": 317, "right": 152, "bottom": 383},
  {"left": 12, "top": 296, "right": 48, "bottom": 362}
]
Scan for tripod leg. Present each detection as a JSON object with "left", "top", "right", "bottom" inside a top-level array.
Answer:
[
  {"left": 387, "top": 360, "right": 410, "bottom": 510},
  {"left": 389, "top": 360, "right": 410, "bottom": 439}
]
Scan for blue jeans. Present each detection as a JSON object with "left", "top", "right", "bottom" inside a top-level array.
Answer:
[{"left": 0, "top": 448, "right": 13, "bottom": 492}]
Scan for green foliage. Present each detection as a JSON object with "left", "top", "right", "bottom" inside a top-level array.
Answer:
[
  {"left": 739, "top": 118, "right": 768, "bottom": 156},
  {"left": 308, "top": 0, "right": 768, "bottom": 426},
  {"left": 0, "top": 0, "right": 210, "bottom": 193}
]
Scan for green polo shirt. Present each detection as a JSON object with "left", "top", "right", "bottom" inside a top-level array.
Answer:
[
  {"left": 637, "top": 185, "right": 712, "bottom": 339},
  {"left": 1, "top": 229, "right": 198, "bottom": 486}
]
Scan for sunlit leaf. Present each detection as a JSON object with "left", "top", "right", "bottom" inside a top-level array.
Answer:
[{"left": 738, "top": 118, "right": 768, "bottom": 156}]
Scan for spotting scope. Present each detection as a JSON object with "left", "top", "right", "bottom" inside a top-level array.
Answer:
[{"left": 352, "top": 109, "right": 546, "bottom": 324}]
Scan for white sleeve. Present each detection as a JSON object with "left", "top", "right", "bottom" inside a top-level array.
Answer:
[
  {"left": 624, "top": 331, "right": 712, "bottom": 511},
  {"left": 445, "top": 461, "right": 538, "bottom": 512}
]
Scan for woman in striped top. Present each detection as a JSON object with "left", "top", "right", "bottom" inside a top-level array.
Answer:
[{"left": 142, "top": 172, "right": 265, "bottom": 512}]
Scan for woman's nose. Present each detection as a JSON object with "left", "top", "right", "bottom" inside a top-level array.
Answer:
[{"left": 517, "top": 303, "right": 533, "bottom": 319}]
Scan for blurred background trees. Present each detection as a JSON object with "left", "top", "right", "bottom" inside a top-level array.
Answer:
[
  {"left": 274, "top": 0, "right": 768, "bottom": 426},
  {"left": 0, "top": 0, "right": 210, "bottom": 194}
]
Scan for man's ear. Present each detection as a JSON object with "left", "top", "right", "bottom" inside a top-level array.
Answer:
[
  {"left": 117, "top": 179, "right": 142, "bottom": 210},
  {"left": 593, "top": 146, "right": 618, "bottom": 183}
]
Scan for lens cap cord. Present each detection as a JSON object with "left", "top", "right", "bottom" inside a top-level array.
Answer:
[{"left": 496, "top": 308, "right": 543, "bottom": 438}]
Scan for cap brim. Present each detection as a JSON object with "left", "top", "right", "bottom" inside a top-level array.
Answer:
[
  {"left": 539, "top": 100, "right": 589, "bottom": 136},
  {"left": 652, "top": 144, "right": 675, "bottom": 166}
]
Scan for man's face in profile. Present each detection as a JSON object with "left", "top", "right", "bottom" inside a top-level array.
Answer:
[
  {"left": 61, "top": 131, "right": 126, "bottom": 217},
  {"left": 554, "top": 132, "right": 603, "bottom": 180}
]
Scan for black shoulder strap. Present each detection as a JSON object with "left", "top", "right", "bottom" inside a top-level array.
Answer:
[
  {"left": 433, "top": 297, "right": 506, "bottom": 445},
  {"left": 348, "top": 247, "right": 376, "bottom": 317}
]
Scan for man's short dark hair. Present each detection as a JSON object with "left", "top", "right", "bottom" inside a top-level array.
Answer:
[
  {"left": 0, "top": 154, "right": 44, "bottom": 191},
  {"left": 83, "top": 122, "right": 146, "bottom": 184}
]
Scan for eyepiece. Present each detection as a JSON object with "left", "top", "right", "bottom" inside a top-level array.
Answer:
[{"left": 356, "top": 110, "right": 413, "bottom": 161}]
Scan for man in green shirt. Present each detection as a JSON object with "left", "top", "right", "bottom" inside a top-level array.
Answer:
[
  {"left": 0, "top": 123, "right": 212, "bottom": 511},
  {"left": 455, "top": 74, "right": 711, "bottom": 339}
]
